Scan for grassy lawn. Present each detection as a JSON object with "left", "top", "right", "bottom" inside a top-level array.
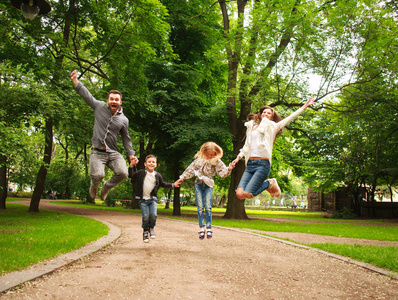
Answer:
[
  {"left": 309, "top": 243, "right": 398, "bottom": 273},
  {"left": 2, "top": 199, "right": 398, "bottom": 275},
  {"left": 0, "top": 203, "right": 109, "bottom": 275}
]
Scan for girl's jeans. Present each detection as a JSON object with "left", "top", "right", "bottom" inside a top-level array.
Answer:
[
  {"left": 139, "top": 199, "right": 157, "bottom": 230},
  {"left": 237, "top": 159, "right": 271, "bottom": 196},
  {"left": 194, "top": 179, "right": 213, "bottom": 229},
  {"left": 89, "top": 150, "right": 128, "bottom": 190}
]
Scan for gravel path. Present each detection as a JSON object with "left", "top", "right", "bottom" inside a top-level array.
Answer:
[{"left": 1, "top": 201, "right": 398, "bottom": 299}]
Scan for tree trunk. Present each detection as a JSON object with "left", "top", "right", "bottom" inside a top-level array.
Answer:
[
  {"left": 172, "top": 166, "right": 181, "bottom": 216},
  {"left": 223, "top": 160, "right": 248, "bottom": 219},
  {"left": 219, "top": 194, "right": 226, "bottom": 208},
  {"left": 29, "top": 118, "right": 53, "bottom": 212},
  {"left": 0, "top": 155, "right": 7, "bottom": 209},
  {"left": 64, "top": 142, "right": 71, "bottom": 199},
  {"left": 165, "top": 188, "right": 171, "bottom": 209},
  {"left": 173, "top": 186, "right": 181, "bottom": 216},
  {"left": 218, "top": 0, "right": 300, "bottom": 219},
  {"left": 84, "top": 143, "right": 95, "bottom": 204},
  {"left": 388, "top": 185, "right": 396, "bottom": 218},
  {"left": 130, "top": 165, "right": 140, "bottom": 209}
]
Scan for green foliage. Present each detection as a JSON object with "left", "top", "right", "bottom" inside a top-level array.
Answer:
[
  {"left": 6, "top": 192, "right": 33, "bottom": 198},
  {"left": 332, "top": 207, "right": 357, "bottom": 219},
  {"left": 2, "top": 0, "right": 398, "bottom": 218},
  {"left": 45, "top": 158, "right": 83, "bottom": 199},
  {"left": 292, "top": 77, "right": 398, "bottom": 199},
  {"left": 103, "top": 179, "right": 133, "bottom": 207}
]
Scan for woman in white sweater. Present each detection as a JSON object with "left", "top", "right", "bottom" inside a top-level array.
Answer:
[{"left": 231, "top": 97, "right": 315, "bottom": 200}]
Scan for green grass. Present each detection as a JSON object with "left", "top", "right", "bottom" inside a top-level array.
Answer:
[
  {"left": 4, "top": 199, "right": 398, "bottom": 275},
  {"left": 309, "top": 243, "right": 398, "bottom": 273},
  {"left": 0, "top": 203, "right": 109, "bottom": 275},
  {"left": 211, "top": 219, "right": 398, "bottom": 241}
]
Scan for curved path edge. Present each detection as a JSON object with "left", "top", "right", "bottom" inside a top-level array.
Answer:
[
  {"left": 216, "top": 226, "right": 398, "bottom": 280},
  {"left": 0, "top": 218, "right": 121, "bottom": 294}
]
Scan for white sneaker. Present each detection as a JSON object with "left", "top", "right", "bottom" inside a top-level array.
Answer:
[
  {"left": 143, "top": 230, "right": 149, "bottom": 243},
  {"left": 150, "top": 228, "right": 156, "bottom": 239}
]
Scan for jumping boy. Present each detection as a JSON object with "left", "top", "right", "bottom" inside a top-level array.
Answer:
[{"left": 129, "top": 155, "right": 180, "bottom": 242}]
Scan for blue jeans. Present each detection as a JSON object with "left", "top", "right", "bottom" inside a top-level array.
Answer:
[
  {"left": 89, "top": 150, "right": 128, "bottom": 190},
  {"left": 139, "top": 199, "right": 157, "bottom": 230},
  {"left": 194, "top": 179, "right": 213, "bottom": 229},
  {"left": 238, "top": 159, "right": 271, "bottom": 196}
]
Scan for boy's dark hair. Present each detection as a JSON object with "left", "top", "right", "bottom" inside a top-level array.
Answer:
[
  {"left": 145, "top": 154, "right": 157, "bottom": 162},
  {"left": 108, "top": 89, "right": 122, "bottom": 100}
]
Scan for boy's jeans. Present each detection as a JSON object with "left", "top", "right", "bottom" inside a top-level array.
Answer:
[
  {"left": 89, "top": 150, "right": 128, "bottom": 190},
  {"left": 238, "top": 159, "right": 271, "bottom": 196},
  {"left": 194, "top": 179, "right": 213, "bottom": 229},
  {"left": 139, "top": 199, "right": 157, "bottom": 230}
]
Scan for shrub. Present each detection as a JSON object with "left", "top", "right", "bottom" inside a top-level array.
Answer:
[{"left": 332, "top": 207, "right": 357, "bottom": 219}]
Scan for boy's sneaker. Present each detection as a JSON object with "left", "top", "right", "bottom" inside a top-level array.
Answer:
[
  {"left": 206, "top": 230, "right": 213, "bottom": 239},
  {"left": 150, "top": 228, "right": 156, "bottom": 239},
  {"left": 198, "top": 230, "right": 205, "bottom": 240},
  {"left": 143, "top": 230, "right": 149, "bottom": 243}
]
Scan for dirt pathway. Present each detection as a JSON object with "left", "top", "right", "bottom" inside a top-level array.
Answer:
[{"left": 2, "top": 201, "right": 398, "bottom": 299}]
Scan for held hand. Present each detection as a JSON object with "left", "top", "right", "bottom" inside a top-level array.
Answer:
[
  {"left": 129, "top": 156, "right": 139, "bottom": 166},
  {"left": 228, "top": 162, "right": 235, "bottom": 171},
  {"left": 231, "top": 157, "right": 240, "bottom": 166},
  {"left": 174, "top": 179, "right": 183, "bottom": 187}
]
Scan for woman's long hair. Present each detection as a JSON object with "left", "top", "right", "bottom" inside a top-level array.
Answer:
[
  {"left": 246, "top": 105, "right": 283, "bottom": 142},
  {"left": 247, "top": 105, "right": 282, "bottom": 123}
]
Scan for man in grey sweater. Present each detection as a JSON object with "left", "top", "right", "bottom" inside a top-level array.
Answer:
[{"left": 70, "top": 70, "right": 138, "bottom": 200}]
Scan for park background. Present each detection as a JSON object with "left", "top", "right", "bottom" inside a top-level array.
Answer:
[{"left": 1, "top": 0, "right": 398, "bottom": 219}]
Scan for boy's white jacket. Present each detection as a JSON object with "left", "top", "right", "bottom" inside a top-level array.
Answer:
[{"left": 238, "top": 107, "right": 305, "bottom": 165}]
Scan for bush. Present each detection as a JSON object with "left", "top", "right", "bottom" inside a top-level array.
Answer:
[
  {"left": 332, "top": 207, "right": 357, "bottom": 219},
  {"left": 7, "top": 191, "right": 32, "bottom": 198}
]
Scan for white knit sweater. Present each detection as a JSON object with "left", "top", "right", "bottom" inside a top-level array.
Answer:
[{"left": 238, "top": 107, "right": 305, "bottom": 164}]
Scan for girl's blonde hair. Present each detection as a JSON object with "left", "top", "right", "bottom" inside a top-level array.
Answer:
[{"left": 195, "top": 142, "right": 223, "bottom": 164}]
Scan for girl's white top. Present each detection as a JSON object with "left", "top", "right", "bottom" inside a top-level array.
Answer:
[
  {"left": 238, "top": 107, "right": 305, "bottom": 165},
  {"left": 179, "top": 158, "right": 231, "bottom": 187}
]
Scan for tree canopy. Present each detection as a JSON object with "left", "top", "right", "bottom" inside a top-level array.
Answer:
[{"left": 1, "top": 0, "right": 397, "bottom": 218}]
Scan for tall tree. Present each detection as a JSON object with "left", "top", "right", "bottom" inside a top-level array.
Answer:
[
  {"left": 1, "top": 0, "right": 172, "bottom": 211},
  {"left": 211, "top": 0, "right": 398, "bottom": 218},
  {"left": 0, "top": 64, "right": 42, "bottom": 209}
]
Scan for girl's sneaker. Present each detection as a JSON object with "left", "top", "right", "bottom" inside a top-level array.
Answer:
[
  {"left": 206, "top": 230, "right": 213, "bottom": 239},
  {"left": 198, "top": 230, "right": 205, "bottom": 240}
]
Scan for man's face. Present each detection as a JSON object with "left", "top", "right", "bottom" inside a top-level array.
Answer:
[{"left": 107, "top": 93, "right": 122, "bottom": 115}]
